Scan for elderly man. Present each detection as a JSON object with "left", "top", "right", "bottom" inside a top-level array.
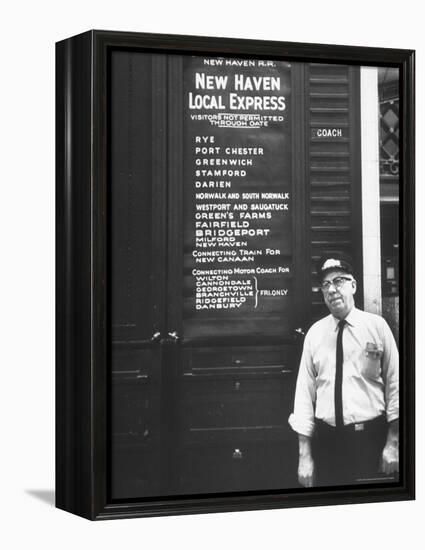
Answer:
[{"left": 289, "top": 254, "right": 399, "bottom": 487}]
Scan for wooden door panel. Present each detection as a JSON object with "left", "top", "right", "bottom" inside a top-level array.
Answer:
[
  {"left": 167, "top": 58, "right": 307, "bottom": 493},
  {"left": 177, "top": 344, "right": 296, "bottom": 490},
  {"left": 178, "top": 441, "right": 298, "bottom": 495},
  {"left": 182, "top": 345, "right": 293, "bottom": 370},
  {"left": 109, "top": 51, "right": 167, "bottom": 499},
  {"left": 111, "top": 444, "right": 160, "bottom": 499},
  {"left": 111, "top": 349, "right": 161, "bottom": 442}
]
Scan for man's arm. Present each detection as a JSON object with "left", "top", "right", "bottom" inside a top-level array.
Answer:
[
  {"left": 381, "top": 418, "right": 399, "bottom": 474},
  {"left": 288, "top": 333, "right": 317, "bottom": 437},
  {"left": 298, "top": 434, "right": 315, "bottom": 487},
  {"left": 288, "top": 332, "right": 318, "bottom": 486},
  {"left": 380, "top": 320, "right": 399, "bottom": 474}
]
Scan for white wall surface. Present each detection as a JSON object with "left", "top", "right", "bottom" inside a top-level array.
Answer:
[
  {"left": 0, "top": 1, "right": 422, "bottom": 547},
  {"left": 361, "top": 67, "right": 382, "bottom": 315}
]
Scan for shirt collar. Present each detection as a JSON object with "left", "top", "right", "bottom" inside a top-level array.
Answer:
[{"left": 331, "top": 306, "right": 358, "bottom": 331}]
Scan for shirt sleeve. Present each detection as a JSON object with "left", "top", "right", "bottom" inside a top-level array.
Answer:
[
  {"left": 380, "top": 318, "right": 399, "bottom": 423},
  {"left": 288, "top": 332, "right": 317, "bottom": 437}
]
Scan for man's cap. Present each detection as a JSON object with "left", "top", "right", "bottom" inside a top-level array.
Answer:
[{"left": 317, "top": 253, "right": 354, "bottom": 279}]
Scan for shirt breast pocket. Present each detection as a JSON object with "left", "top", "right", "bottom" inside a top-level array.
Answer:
[{"left": 362, "top": 344, "right": 383, "bottom": 380}]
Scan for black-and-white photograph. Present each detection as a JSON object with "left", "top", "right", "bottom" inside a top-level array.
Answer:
[
  {"left": 3, "top": 0, "right": 422, "bottom": 546},
  {"left": 108, "top": 52, "right": 401, "bottom": 498},
  {"left": 0, "top": 0, "right": 425, "bottom": 550},
  {"left": 55, "top": 30, "right": 414, "bottom": 520}
]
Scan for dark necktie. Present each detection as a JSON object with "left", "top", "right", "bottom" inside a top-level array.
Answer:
[{"left": 335, "top": 319, "right": 346, "bottom": 428}]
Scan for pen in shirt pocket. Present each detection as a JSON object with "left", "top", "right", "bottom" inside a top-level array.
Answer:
[{"left": 365, "top": 341, "right": 383, "bottom": 359}]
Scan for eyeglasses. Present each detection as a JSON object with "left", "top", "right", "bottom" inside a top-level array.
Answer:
[{"left": 320, "top": 276, "right": 354, "bottom": 292}]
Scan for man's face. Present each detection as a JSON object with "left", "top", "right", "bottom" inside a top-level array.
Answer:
[{"left": 321, "top": 269, "right": 356, "bottom": 319}]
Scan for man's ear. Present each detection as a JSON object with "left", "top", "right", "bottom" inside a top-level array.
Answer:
[{"left": 352, "top": 278, "right": 357, "bottom": 295}]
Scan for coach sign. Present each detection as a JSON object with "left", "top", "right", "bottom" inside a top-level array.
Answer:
[
  {"left": 56, "top": 31, "right": 415, "bottom": 520},
  {"left": 311, "top": 127, "right": 348, "bottom": 138}
]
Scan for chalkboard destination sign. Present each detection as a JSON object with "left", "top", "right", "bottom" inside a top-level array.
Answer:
[{"left": 184, "top": 57, "right": 292, "bottom": 341}]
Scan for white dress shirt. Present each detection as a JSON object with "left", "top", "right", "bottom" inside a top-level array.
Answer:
[{"left": 288, "top": 307, "right": 399, "bottom": 437}]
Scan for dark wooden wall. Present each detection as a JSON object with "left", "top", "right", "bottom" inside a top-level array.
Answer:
[
  {"left": 108, "top": 54, "right": 362, "bottom": 499},
  {"left": 306, "top": 63, "right": 363, "bottom": 323}
]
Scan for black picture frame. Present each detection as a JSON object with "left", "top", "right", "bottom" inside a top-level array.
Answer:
[{"left": 56, "top": 30, "right": 415, "bottom": 520}]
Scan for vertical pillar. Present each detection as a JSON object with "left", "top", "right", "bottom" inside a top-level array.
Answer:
[{"left": 361, "top": 67, "right": 382, "bottom": 315}]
